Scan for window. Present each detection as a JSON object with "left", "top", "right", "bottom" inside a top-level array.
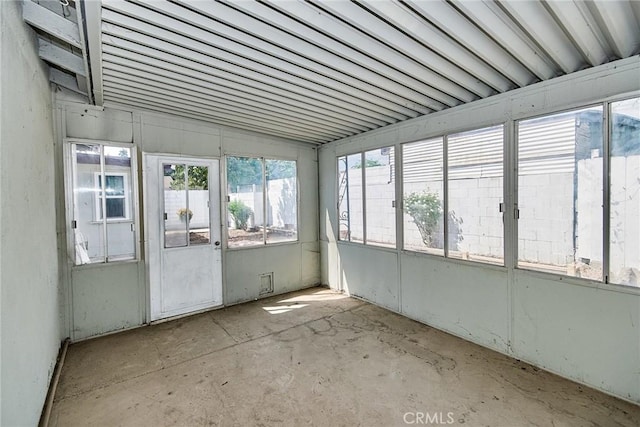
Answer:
[
  {"left": 337, "top": 147, "right": 396, "bottom": 247},
  {"left": 447, "top": 125, "right": 504, "bottom": 265},
  {"left": 517, "top": 106, "right": 604, "bottom": 279},
  {"left": 226, "top": 157, "right": 297, "bottom": 247},
  {"left": 95, "top": 173, "right": 129, "bottom": 220},
  {"left": 401, "top": 127, "right": 504, "bottom": 265},
  {"left": 67, "top": 143, "right": 136, "bottom": 265},
  {"left": 609, "top": 97, "right": 640, "bottom": 287},
  {"left": 403, "top": 137, "right": 444, "bottom": 255},
  {"left": 163, "top": 164, "right": 211, "bottom": 248}
]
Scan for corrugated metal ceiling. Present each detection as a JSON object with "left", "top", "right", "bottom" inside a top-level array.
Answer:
[{"left": 95, "top": 0, "right": 640, "bottom": 144}]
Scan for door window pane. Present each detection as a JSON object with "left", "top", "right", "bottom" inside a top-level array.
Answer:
[
  {"left": 70, "top": 144, "right": 135, "bottom": 264},
  {"left": 448, "top": 125, "right": 504, "bottom": 265},
  {"left": 266, "top": 159, "right": 297, "bottom": 244},
  {"left": 609, "top": 97, "right": 640, "bottom": 287},
  {"left": 403, "top": 138, "right": 444, "bottom": 255},
  {"left": 188, "top": 165, "right": 210, "bottom": 245},
  {"left": 517, "top": 106, "right": 603, "bottom": 279},
  {"left": 227, "top": 157, "right": 264, "bottom": 247},
  {"left": 365, "top": 147, "right": 395, "bottom": 247},
  {"left": 164, "top": 163, "right": 188, "bottom": 248}
]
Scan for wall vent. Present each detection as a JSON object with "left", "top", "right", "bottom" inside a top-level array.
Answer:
[{"left": 259, "top": 272, "right": 274, "bottom": 295}]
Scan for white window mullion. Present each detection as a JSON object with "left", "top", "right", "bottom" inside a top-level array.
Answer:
[
  {"left": 602, "top": 102, "right": 611, "bottom": 283},
  {"left": 443, "top": 135, "right": 449, "bottom": 258},
  {"left": 100, "top": 145, "right": 108, "bottom": 262},
  {"left": 361, "top": 152, "right": 367, "bottom": 245},
  {"left": 185, "top": 164, "right": 190, "bottom": 247},
  {"left": 262, "top": 157, "right": 267, "bottom": 245}
]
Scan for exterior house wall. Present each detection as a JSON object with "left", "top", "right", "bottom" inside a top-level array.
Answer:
[{"left": 0, "top": 1, "right": 61, "bottom": 425}]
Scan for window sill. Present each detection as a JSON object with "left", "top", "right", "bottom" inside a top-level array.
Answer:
[
  {"left": 226, "top": 239, "right": 299, "bottom": 251},
  {"left": 70, "top": 258, "right": 139, "bottom": 271},
  {"left": 515, "top": 267, "right": 640, "bottom": 296},
  {"left": 336, "top": 240, "right": 399, "bottom": 255}
]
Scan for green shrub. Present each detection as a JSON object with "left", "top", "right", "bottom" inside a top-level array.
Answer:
[
  {"left": 228, "top": 200, "right": 253, "bottom": 230},
  {"left": 404, "top": 191, "right": 442, "bottom": 247}
]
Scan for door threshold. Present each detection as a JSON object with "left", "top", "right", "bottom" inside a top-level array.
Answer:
[{"left": 150, "top": 303, "right": 224, "bottom": 325}]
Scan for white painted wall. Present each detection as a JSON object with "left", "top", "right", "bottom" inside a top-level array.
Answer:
[
  {"left": 55, "top": 102, "right": 319, "bottom": 340},
  {"left": 319, "top": 58, "right": 640, "bottom": 403},
  {"left": 0, "top": 1, "right": 61, "bottom": 425}
]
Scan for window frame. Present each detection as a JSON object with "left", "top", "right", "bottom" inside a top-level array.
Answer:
[
  {"left": 224, "top": 155, "right": 299, "bottom": 249},
  {"left": 513, "top": 95, "right": 640, "bottom": 287},
  {"left": 336, "top": 146, "right": 397, "bottom": 249},
  {"left": 161, "top": 161, "right": 213, "bottom": 249},
  {"left": 63, "top": 138, "right": 140, "bottom": 266},
  {"left": 396, "top": 123, "right": 506, "bottom": 267}
]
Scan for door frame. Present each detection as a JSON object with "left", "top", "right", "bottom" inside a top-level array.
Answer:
[{"left": 143, "top": 153, "right": 225, "bottom": 323}]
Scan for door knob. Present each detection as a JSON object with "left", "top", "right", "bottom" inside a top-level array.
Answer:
[{"left": 214, "top": 241, "right": 221, "bottom": 246}]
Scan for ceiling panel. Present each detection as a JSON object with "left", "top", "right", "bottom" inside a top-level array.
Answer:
[{"left": 93, "top": 0, "right": 640, "bottom": 144}]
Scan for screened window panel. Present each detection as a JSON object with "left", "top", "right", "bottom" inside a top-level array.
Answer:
[
  {"left": 403, "top": 138, "right": 444, "bottom": 255},
  {"left": 266, "top": 159, "right": 297, "bottom": 244},
  {"left": 517, "top": 106, "right": 604, "bottom": 279},
  {"left": 337, "top": 154, "right": 363, "bottom": 243},
  {"left": 447, "top": 125, "right": 504, "bottom": 265},
  {"left": 609, "top": 97, "right": 640, "bottom": 287},
  {"left": 365, "top": 147, "right": 395, "bottom": 247},
  {"left": 227, "top": 156, "right": 264, "bottom": 247}
]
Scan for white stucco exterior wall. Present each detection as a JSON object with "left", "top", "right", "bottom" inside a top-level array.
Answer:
[{"left": 1, "top": 1, "right": 61, "bottom": 425}]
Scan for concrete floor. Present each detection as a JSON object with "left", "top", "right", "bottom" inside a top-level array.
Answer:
[{"left": 51, "top": 287, "right": 639, "bottom": 426}]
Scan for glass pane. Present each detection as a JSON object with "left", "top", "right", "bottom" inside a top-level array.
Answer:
[
  {"left": 365, "top": 147, "right": 395, "bottom": 247},
  {"left": 609, "top": 97, "right": 640, "bottom": 287},
  {"left": 105, "top": 147, "right": 135, "bottom": 261},
  {"left": 105, "top": 175, "right": 125, "bottom": 196},
  {"left": 188, "top": 165, "right": 210, "bottom": 245},
  {"left": 72, "top": 143, "right": 105, "bottom": 264},
  {"left": 266, "top": 159, "right": 297, "bottom": 244},
  {"left": 227, "top": 157, "right": 264, "bottom": 247},
  {"left": 337, "top": 156, "right": 348, "bottom": 240},
  {"left": 517, "top": 106, "right": 603, "bottom": 279},
  {"left": 403, "top": 138, "right": 444, "bottom": 255},
  {"left": 448, "top": 125, "right": 504, "bottom": 265},
  {"left": 347, "top": 154, "right": 364, "bottom": 243},
  {"left": 105, "top": 198, "right": 125, "bottom": 218},
  {"left": 164, "top": 163, "right": 188, "bottom": 248}
]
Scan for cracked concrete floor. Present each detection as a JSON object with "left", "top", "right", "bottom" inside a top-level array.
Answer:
[{"left": 50, "top": 287, "right": 639, "bottom": 426}]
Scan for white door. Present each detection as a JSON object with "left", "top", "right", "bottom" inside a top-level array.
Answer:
[{"left": 144, "top": 154, "right": 222, "bottom": 321}]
